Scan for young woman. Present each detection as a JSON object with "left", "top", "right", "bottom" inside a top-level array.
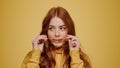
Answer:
[{"left": 22, "top": 6, "right": 92, "bottom": 68}]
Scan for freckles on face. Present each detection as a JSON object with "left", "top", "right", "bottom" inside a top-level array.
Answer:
[{"left": 47, "top": 16, "right": 68, "bottom": 47}]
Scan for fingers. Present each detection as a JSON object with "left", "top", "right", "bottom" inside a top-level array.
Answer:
[
  {"left": 71, "top": 41, "right": 77, "bottom": 47},
  {"left": 33, "top": 35, "right": 48, "bottom": 44},
  {"left": 66, "top": 35, "right": 80, "bottom": 50},
  {"left": 32, "top": 35, "right": 48, "bottom": 50},
  {"left": 66, "top": 35, "right": 79, "bottom": 43}
]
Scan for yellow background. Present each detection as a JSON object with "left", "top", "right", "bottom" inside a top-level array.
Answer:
[{"left": 0, "top": 0, "right": 120, "bottom": 68}]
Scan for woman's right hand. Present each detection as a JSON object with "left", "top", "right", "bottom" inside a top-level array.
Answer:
[{"left": 32, "top": 35, "right": 48, "bottom": 50}]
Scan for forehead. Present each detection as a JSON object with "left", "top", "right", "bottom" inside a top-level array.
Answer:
[{"left": 49, "top": 16, "right": 65, "bottom": 26}]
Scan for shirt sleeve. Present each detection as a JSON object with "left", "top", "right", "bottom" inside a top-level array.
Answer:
[
  {"left": 70, "top": 50, "right": 84, "bottom": 68},
  {"left": 21, "top": 49, "right": 42, "bottom": 68}
]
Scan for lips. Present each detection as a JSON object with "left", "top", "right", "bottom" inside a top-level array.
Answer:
[{"left": 53, "top": 39, "right": 62, "bottom": 43}]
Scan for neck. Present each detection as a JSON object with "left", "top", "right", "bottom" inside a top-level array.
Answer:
[{"left": 52, "top": 45, "right": 64, "bottom": 54}]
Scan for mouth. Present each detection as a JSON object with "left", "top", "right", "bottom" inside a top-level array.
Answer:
[{"left": 53, "top": 39, "right": 63, "bottom": 43}]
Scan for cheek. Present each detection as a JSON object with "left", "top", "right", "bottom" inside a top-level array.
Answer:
[
  {"left": 61, "top": 32, "right": 68, "bottom": 44},
  {"left": 61, "top": 31, "right": 68, "bottom": 37},
  {"left": 47, "top": 31, "right": 53, "bottom": 38},
  {"left": 47, "top": 31, "right": 55, "bottom": 43}
]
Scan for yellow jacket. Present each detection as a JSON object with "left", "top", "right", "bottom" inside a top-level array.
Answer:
[{"left": 21, "top": 49, "right": 84, "bottom": 68}]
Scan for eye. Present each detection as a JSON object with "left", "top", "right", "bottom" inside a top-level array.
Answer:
[
  {"left": 59, "top": 27, "right": 66, "bottom": 31},
  {"left": 48, "top": 27, "right": 54, "bottom": 31}
]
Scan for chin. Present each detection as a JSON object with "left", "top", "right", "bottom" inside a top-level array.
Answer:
[{"left": 53, "top": 43, "right": 63, "bottom": 48}]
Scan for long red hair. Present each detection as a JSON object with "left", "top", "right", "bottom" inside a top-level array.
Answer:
[{"left": 39, "top": 6, "right": 91, "bottom": 68}]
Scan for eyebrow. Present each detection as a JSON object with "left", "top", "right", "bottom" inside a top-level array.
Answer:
[{"left": 48, "top": 25, "right": 66, "bottom": 27}]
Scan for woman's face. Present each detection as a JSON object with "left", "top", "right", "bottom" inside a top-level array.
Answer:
[{"left": 47, "top": 16, "right": 68, "bottom": 48}]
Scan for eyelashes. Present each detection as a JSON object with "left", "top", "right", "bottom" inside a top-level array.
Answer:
[
  {"left": 60, "top": 27, "right": 66, "bottom": 31},
  {"left": 48, "top": 27, "right": 54, "bottom": 31},
  {"left": 48, "top": 26, "right": 67, "bottom": 31}
]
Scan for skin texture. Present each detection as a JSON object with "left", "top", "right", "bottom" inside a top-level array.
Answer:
[
  {"left": 32, "top": 16, "right": 80, "bottom": 51},
  {"left": 47, "top": 16, "right": 68, "bottom": 48}
]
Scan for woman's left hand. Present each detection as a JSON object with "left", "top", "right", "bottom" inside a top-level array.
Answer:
[{"left": 67, "top": 35, "right": 80, "bottom": 51}]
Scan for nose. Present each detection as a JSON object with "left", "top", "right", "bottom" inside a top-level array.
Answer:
[{"left": 55, "top": 29, "right": 60, "bottom": 37}]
